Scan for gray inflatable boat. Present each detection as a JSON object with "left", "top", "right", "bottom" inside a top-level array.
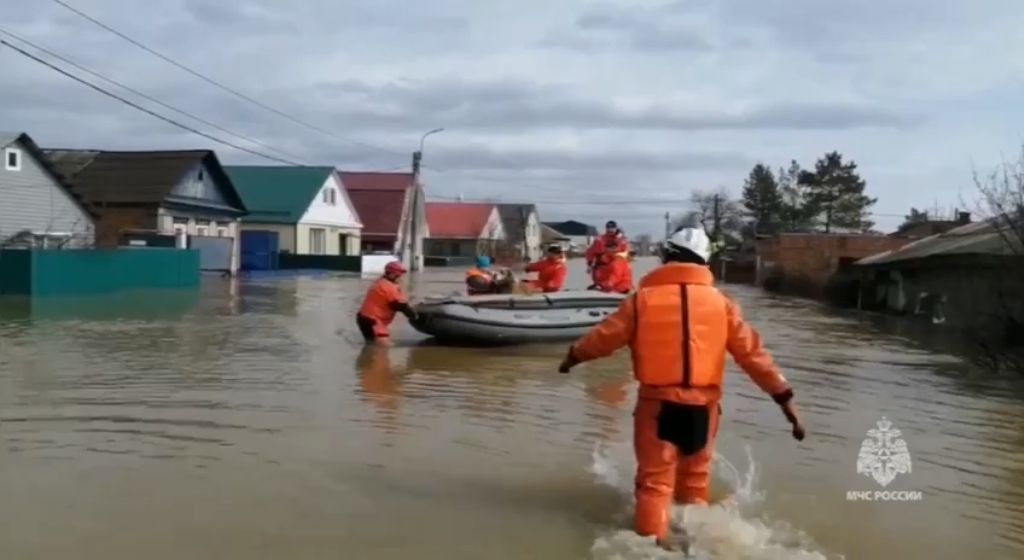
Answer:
[{"left": 410, "top": 290, "right": 627, "bottom": 345}]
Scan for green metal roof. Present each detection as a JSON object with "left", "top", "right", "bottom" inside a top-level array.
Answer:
[{"left": 224, "top": 165, "right": 334, "bottom": 224}]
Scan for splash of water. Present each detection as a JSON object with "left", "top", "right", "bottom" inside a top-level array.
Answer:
[{"left": 589, "top": 441, "right": 839, "bottom": 559}]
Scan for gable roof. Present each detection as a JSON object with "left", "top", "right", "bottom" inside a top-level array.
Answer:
[
  {"left": 857, "top": 218, "right": 1023, "bottom": 266},
  {"left": 224, "top": 165, "right": 334, "bottom": 224},
  {"left": 426, "top": 202, "right": 497, "bottom": 239},
  {"left": 496, "top": 203, "right": 538, "bottom": 243},
  {"left": 543, "top": 220, "right": 598, "bottom": 237},
  {"left": 42, "top": 149, "right": 246, "bottom": 213},
  {"left": 340, "top": 171, "right": 415, "bottom": 240},
  {"left": 1, "top": 132, "right": 98, "bottom": 219},
  {"left": 338, "top": 171, "right": 414, "bottom": 191},
  {"left": 541, "top": 224, "right": 570, "bottom": 243}
]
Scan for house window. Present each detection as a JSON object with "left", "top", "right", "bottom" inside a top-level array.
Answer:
[
  {"left": 309, "top": 228, "right": 326, "bottom": 254},
  {"left": 322, "top": 188, "right": 337, "bottom": 205},
  {"left": 198, "top": 169, "right": 205, "bottom": 181},
  {"left": 330, "top": 189, "right": 336, "bottom": 205},
  {"left": 4, "top": 148, "right": 21, "bottom": 171},
  {"left": 196, "top": 219, "right": 210, "bottom": 237},
  {"left": 171, "top": 216, "right": 189, "bottom": 235}
]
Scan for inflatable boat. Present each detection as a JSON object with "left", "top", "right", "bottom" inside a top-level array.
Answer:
[{"left": 410, "top": 290, "right": 627, "bottom": 345}]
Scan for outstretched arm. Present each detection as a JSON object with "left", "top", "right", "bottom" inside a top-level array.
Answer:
[
  {"left": 560, "top": 295, "right": 636, "bottom": 371},
  {"left": 725, "top": 298, "right": 804, "bottom": 440}
]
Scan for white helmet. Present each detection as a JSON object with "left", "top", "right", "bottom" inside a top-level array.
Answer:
[{"left": 665, "top": 227, "right": 711, "bottom": 263}]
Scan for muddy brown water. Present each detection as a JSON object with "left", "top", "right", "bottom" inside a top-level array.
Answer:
[{"left": 1, "top": 258, "right": 1022, "bottom": 559}]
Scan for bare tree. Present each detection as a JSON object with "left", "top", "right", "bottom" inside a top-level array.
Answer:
[{"left": 969, "top": 147, "right": 1024, "bottom": 374}]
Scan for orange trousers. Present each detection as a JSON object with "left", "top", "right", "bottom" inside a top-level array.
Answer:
[{"left": 632, "top": 397, "right": 721, "bottom": 539}]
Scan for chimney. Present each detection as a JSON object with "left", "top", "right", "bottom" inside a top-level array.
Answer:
[
  {"left": 957, "top": 211, "right": 971, "bottom": 224},
  {"left": 457, "top": 193, "right": 464, "bottom": 202}
]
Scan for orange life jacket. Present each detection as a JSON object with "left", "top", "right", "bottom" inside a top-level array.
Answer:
[
  {"left": 466, "top": 267, "right": 494, "bottom": 295},
  {"left": 525, "top": 257, "right": 567, "bottom": 292},
  {"left": 358, "top": 277, "right": 407, "bottom": 335},
  {"left": 630, "top": 263, "right": 729, "bottom": 388}
]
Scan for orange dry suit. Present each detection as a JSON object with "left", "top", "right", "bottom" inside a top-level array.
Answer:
[
  {"left": 356, "top": 277, "right": 416, "bottom": 340},
  {"left": 593, "top": 252, "right": 632, "bottom": 293},
  {"left": 525, "top": 256, "right": 568, "bottom": 292},
  {"left": 586, "top": 232, "right": 626, "bottom": 269},
  {"left": 465, "top": 267, "right": 496, "bottom": 295},
  {"left": 564, "top": 263, "right": 793, "bottom": 540}
]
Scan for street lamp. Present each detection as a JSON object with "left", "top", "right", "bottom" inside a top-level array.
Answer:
[
  {"left": 408, "top": 128, "right": 444, "bottom": 272},
  {"left": 420, "top": 127, "right": 445, "bottom": 153}
]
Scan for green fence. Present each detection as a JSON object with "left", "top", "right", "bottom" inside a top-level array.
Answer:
[
  {"left": 278, "top": 253, "right": 361, "bottom": 272},
  {"left": 0, "top": 248, "right": 200, "bottom": 296}
]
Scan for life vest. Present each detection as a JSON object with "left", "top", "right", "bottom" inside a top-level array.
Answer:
[
  {"left": 630, "top": 263, "right": 729, "bottom": 388},
  {"left": 593, "top": 253, "right": 632, "bottom": 293},
  {"left": 358, "top": 277, "right": 406, "bottom": 334},
  {"left": 586, "top": 233, "right": 627, "bottom": 267},
  {"left": 466, "top": 267, "right": 494, "bottom": 294},
  {"left": 525, "top": 257, "right": 567, "bottom": 292}
]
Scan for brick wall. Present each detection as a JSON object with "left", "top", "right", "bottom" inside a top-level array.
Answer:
[{"left": 756, "top": 234, "right": 912, "bottom": 297}]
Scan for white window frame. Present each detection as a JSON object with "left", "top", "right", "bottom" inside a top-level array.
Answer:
[
  {"left": 4, "top": 148, "right": 22, "bottom": 171},
  {"left": 309, "top": 227, "right": 326, "bottom": 255}
]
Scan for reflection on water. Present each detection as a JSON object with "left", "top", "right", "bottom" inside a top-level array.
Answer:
[{"left": 1, "top": 261, "right": 1023, "bottom": 559}]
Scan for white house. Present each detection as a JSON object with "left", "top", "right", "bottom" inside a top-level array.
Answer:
[
  {"left": 225, "top": 166, "right": 363, "bottom": 259},
  {"left": 0, "top": 132, "right": 96, "bottom": 249},
  {"left": 497, "top": 203, "right": 543, "bottom": 261}
]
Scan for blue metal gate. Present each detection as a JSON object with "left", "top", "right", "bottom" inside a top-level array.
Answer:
[{"left": 240, "top": 230, "right": 280, "bottom": 271}]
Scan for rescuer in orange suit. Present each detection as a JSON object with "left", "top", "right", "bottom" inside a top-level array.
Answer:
[
  {"left": 356, "top": 261, "right": 418, "bottom": 343},
  {"left": 592, "top": 242, "right": 632, "bottom": 293},
  {"left": 558, "top": 227, "right": 806, "bottom": 552},
  {"left": 586, "top": 220, "right": 627, "bottom": 285},
  {"left": 524, "top": 245, "right": 568, "bottom": 292}
]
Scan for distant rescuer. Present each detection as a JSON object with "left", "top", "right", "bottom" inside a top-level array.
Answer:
[
  {"left": 592, "top": 240, "right": 632, "bottom": 293},
  {"left": 356, "top": 261, "right": 418, "bottom": 344},
  {"left": 586, "top": 220, "right": 627, "bottom": 284},
  {"left": 524, "top": 245, "right": 568, "bottom": 293},
  {"left": 557, "top": 227, "right": 806, "bottom": 552}
]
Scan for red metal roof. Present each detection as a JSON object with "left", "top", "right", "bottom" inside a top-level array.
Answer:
[
  {"left": 338, "top": 171, "right": 414, "bottom": 191},
  {"left": 340, "top": 171, "right": 414, "bottom": 239},
  {"left": 347, "top": 189, "right": 408, "bottom": 238},
  {"left": 426, "top": 202, "right": 496, "bottom": 239}
]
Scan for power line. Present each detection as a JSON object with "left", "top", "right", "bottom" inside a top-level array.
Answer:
[
  {"left": 50, "top": 0, "right": 409, "bottom": 159},
  {"left": 1, "top": 38, "right": 303, "bottom": 165},
  {"left": 0, "top": 27, "right": 312, "bottom": 165}
]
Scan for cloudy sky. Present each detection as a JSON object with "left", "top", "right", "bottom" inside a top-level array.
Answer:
[{"left": 3, "top": 0, "right": 1024, "bottom": 236}]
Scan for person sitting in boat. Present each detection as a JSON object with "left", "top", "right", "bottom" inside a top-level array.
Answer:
[
  {"left": 524, "top": 245, "right": 568, "bottom": 293},
  {"left": 356, "top": 261, "right": 418, "bottom": 343},
  {"left": 591, "top": 242, "right": 632, "bottom": 294},
  {"left": 466, "top": 255, "right": 498, "bottom": 295},
  {"left": 585, "top": 220, "right": 627, "bottom": 285}
]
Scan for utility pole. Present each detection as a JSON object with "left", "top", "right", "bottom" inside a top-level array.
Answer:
[
  {"left": 408, "top": 128, "right": 444, "bottom": 272},
  {"left": 664, "top": 211, "right": 670, "bottom": 239},
  {"left": 712, "top": 193, "right": 722, "bottom": 244}
]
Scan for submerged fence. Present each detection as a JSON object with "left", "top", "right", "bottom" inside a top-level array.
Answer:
[{"left": 0, "top": 248, "right": 200, "bottom": 296}]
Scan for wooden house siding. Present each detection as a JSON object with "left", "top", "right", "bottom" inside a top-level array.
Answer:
[{"left": 0, "top": 138, "right": 94, "bottom": 247}]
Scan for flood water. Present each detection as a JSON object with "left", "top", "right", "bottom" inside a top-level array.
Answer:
[{"left": 1, "top": 258, "right": 1023, "bottom": 559}]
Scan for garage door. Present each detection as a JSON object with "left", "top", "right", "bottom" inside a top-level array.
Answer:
[{"left": 189, "top": 235, "right": 233, "bottom": 271}]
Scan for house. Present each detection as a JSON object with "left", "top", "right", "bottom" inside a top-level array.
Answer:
[
  {"left": 0, "top": 132, "right": 96, "bottom": 248},
  {"left": 496, "top": 203, "right": 542, "bottom": 261},
  {"left": 543, "top": 220, "right": 598, "bottom": 254},
  {"left": 424, "top": 202, "right": 506, "bottom": 258},
  {"left": 754, "top": 233, "right": 913, "bottom": 299},
  {"left": 225, "top": 166, "right": 363, "bottom": 267},
  {"left": 44, "top": 149, "right": 247, "bottom": 273},
  {"left": 541, "top": 223, "right": 571, "bottom": 252},
  {"left": 855, "top": 218, "right": 1023, "bottom": 327},
  {"left": 340, "top": 171, "right": 426, "bottom": 268}
]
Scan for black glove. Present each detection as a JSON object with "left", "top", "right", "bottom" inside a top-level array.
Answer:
[{"left": 558, "top": 348, "right": 579, "bottom": 374}]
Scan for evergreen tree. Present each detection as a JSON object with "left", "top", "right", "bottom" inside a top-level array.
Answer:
[
  {"left": 741, "top": 163, "right": 783, "bottom": 235},
  {"left": 777, "top": 160, "right": 817, "bottom": 232},
  {"left": 798, "top": 151, "right": 877, "bottom": 233}
]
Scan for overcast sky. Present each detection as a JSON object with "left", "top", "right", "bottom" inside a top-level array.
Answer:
[{"left": 3, "top": 0, "right": 1024, "bottom": 236}]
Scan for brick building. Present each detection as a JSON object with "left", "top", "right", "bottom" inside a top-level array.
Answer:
[{"left": 755, "top": 233, "right": 912, "bottom": 299}]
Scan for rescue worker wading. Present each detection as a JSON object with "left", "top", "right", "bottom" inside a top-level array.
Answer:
[
  {"left": 356, "top": 261, "right": 418, "bottom": 343},
  {"left": 466, "top": 256, "right": 496, "bottom": 295},
  {"left": 557, "top": 227, "right": 806, "bottom": 551},
  {"left": 524, "top": 245, "right": 568, "bottom": 293}
]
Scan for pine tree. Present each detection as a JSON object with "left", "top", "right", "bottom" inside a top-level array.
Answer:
[
  {"left": 741, "top": 163, "right": 783, "bottom": 235},
  {"left": 777, "top": 160, "right": 816, "bottom": 232},
  {"left": 799, "top": 151, "right": 877, "bottom": 233}
]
